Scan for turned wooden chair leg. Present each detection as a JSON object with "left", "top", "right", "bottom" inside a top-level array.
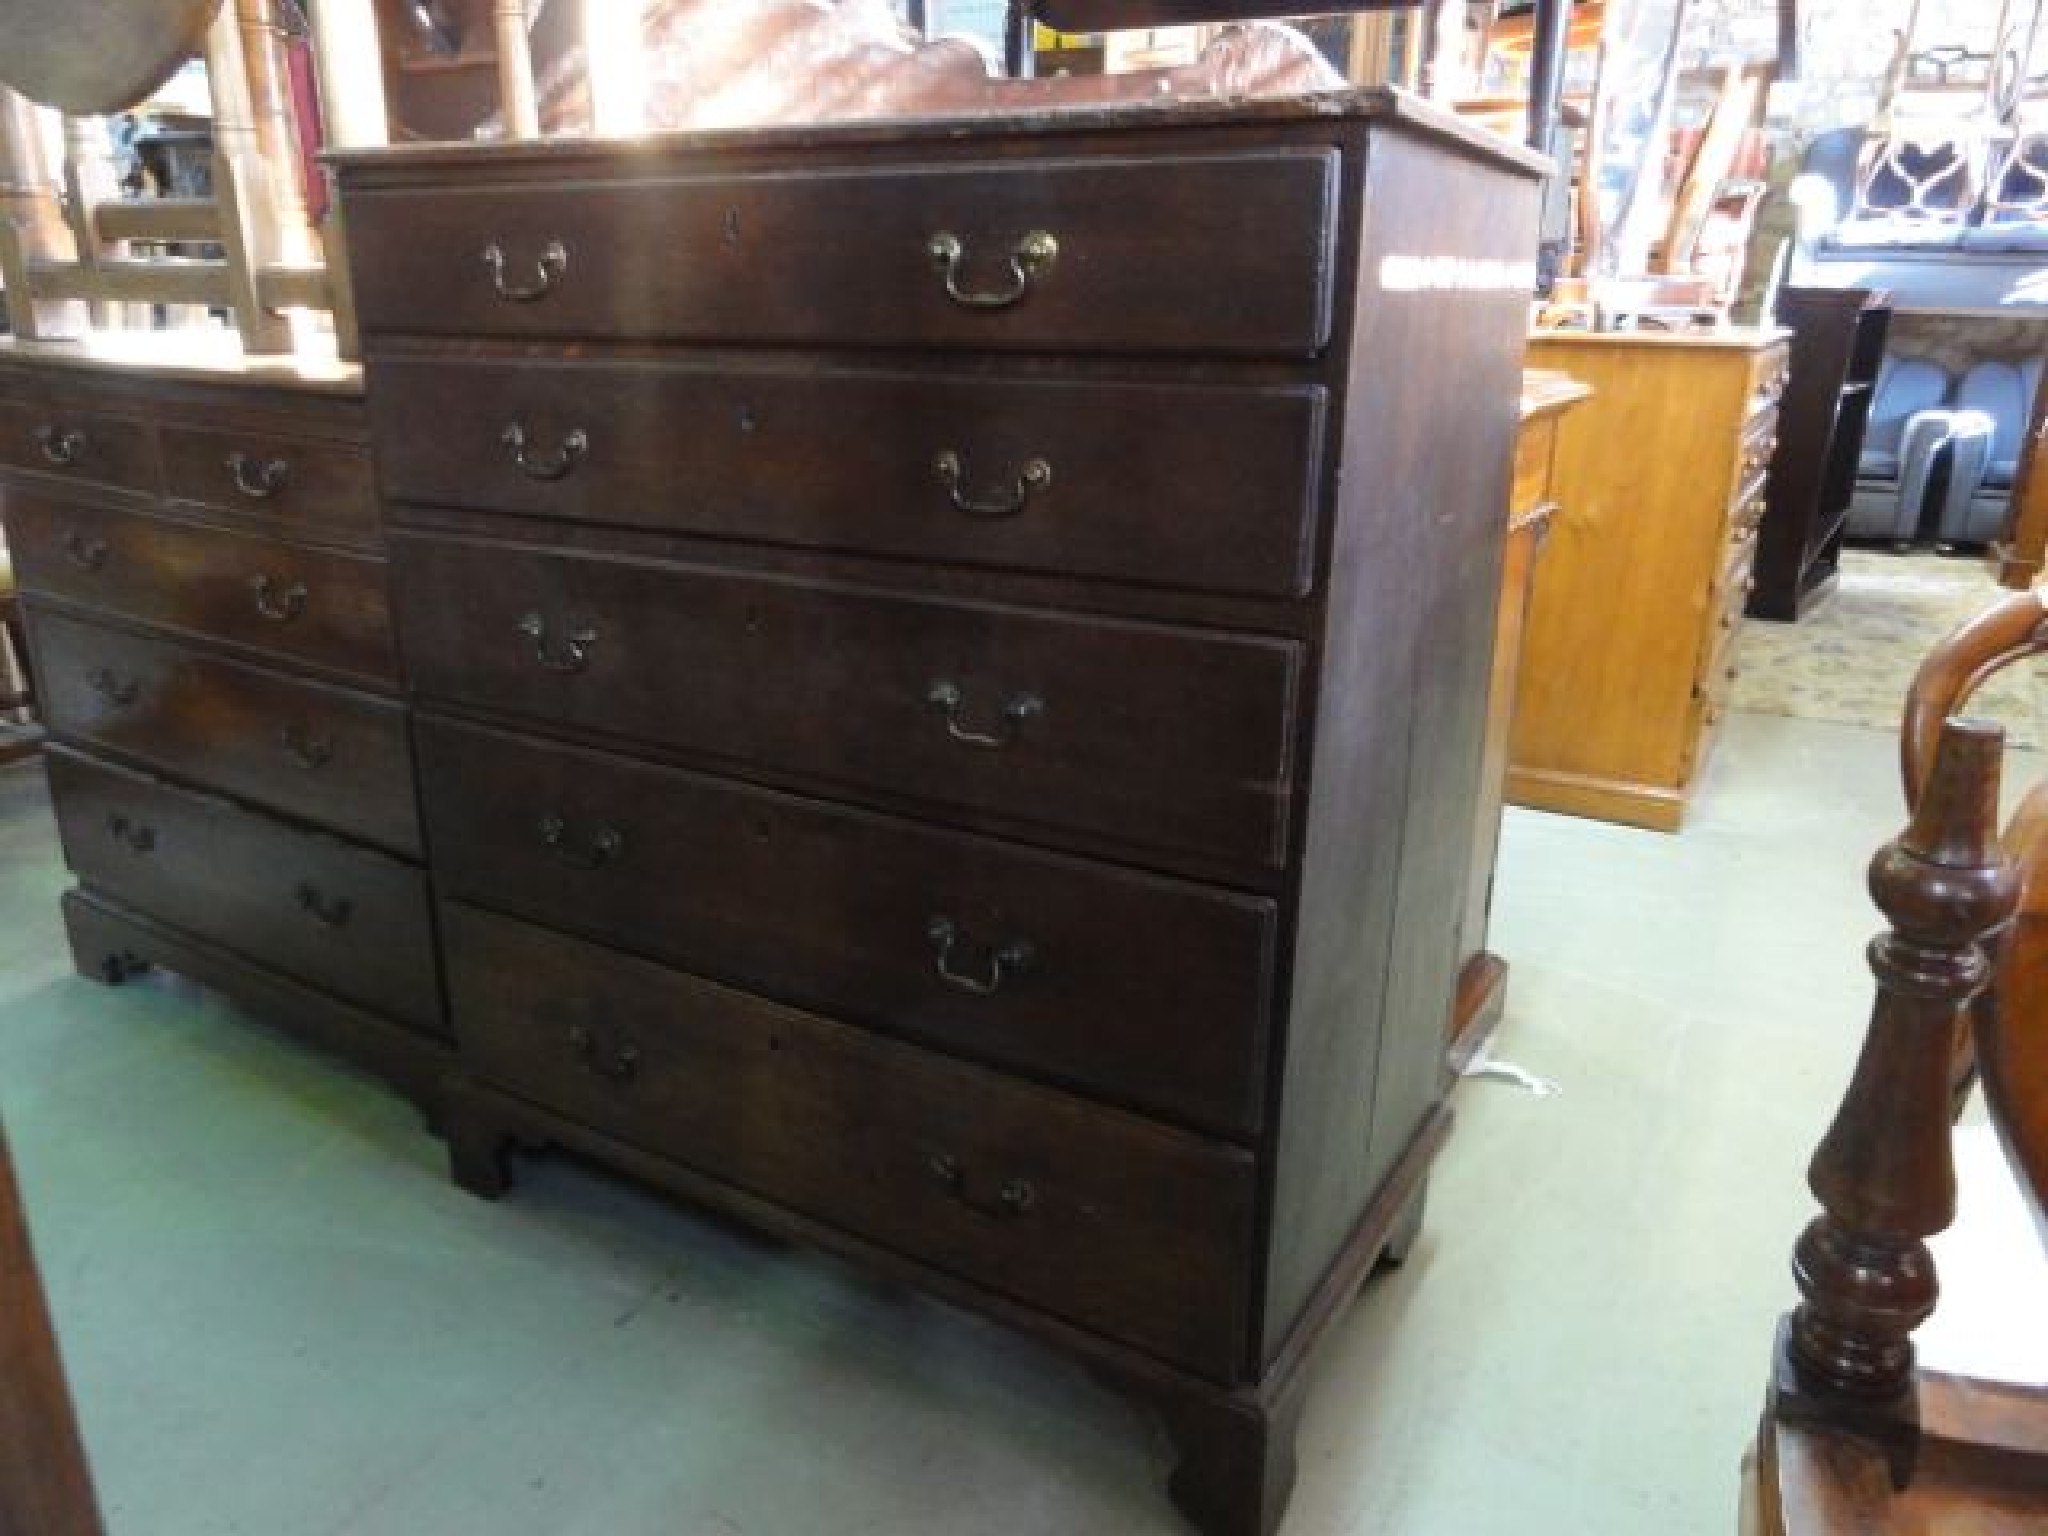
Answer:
[{"left": 0, "top": 585, "right": 41, "bottom": 765}]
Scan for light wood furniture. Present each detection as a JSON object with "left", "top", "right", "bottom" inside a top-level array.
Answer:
[
  {"left": 1450, "top": 367, "right": 1590, "bottom": 1067},
  {"left": 0, "top": 336, "right": 452, "bottom": 1113},
  {"left": 1511, "top": 328, "right": 1790, "bottom": 832},
  {"left": 332, "top": 89, "right": 1541, "bottom": 1536}
]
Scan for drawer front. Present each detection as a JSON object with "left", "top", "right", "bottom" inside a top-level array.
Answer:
[
  {"left": 417, "top": 714, "right": 1275, "bottom": 1137},
  {"left": 0, "top": 397, "right": 156, "bottom": 494},
  {"left": 46, "top": 747, "right": 440, "bottom": 1032},
  {"left": 161, "top": 424, "right": 379, "bottom": 542},
  {"left": 393, "top": 535, "right": 1299, "bottom": 870},
  {"left": 346, "top": 149, "right": 1340, "bottom": 358},
  {"left": 5, "top": 495, "right": 398, "bottom": 684},
  {"left": 1735, "top": 409, "right": 1779, "bottom": 495},
  {"left": 445, "top": 902, "right": 1254, "bottom": 1379},
  {"left": 371, "top": 354, "right": 1327, "bottom": 598},
  {"left": 30, "top": 607, "right": 420, "bottom": 856}
]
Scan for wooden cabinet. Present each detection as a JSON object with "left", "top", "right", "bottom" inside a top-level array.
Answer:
[
  {"left": 1750, "top": 286, "right": 1891, "bottom": 621},
  {"left": 1511, "top": 329, "right": 1789, "bottom": 832},
  {"left": 1451, "top": 369, "right": 1591, "bottom": 1067},
  {"left": 336, "top": 93, "right": 1541, "bottom": 1536},
  {"left": 0, "top": 344, "right": 452, "bottom": 1109}
]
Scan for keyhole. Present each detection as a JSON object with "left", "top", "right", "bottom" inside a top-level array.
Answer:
[
  {"left": 744, "top": 604, "right": 762, "bottom": 635},
  {"left": 737, "top": 403, "right": 758, "bottom": 435},
  {"left": 750, "top": 814, "right": 772, "bottom": 843},
  {"left": 722, "top": 208, "right": 742, "bottom": 247}
]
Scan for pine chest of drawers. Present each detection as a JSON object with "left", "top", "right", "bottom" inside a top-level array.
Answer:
[
  {"left": 0, "top": 345, "right": 451, "bottom": 1104},
  {"left": 336, "top": 94, "right": 1542, "bottom": 1536}
]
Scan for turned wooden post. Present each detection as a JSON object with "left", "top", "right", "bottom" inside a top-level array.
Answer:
[
  {"left": 495, "top": 0, "right": 541, "bottom": 139},
  {"left": 1776, "top": 718, "right": 2019, "bottom": 1465},
  {"left": 0, "top": 85, "right": 81, "bottom": 338}
]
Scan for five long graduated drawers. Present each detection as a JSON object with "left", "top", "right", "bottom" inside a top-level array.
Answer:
[
  {"left": 0, "top": 344, "right": 450, "bottom": 1108},
  {"left": 335, "top": 91, "right": 1542, "bottom": 1536}
]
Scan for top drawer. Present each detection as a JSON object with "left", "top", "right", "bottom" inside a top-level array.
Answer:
[
  {"left": 0, "top": 395, "right": 156, "bottom": 496},
  {"left": 343, "top": 150, "right": 1341, "bottom": 359},
  {"left": 160, "top": 423, "right": 379, "bottom": 544}
]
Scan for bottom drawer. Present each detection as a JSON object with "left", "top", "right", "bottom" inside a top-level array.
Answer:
[
  {"left": 46, "top": 746, "right": 442, "bottom": 1034},
  {"left": 444, "top": 901, "right": 1255, "bottom": 1380}
]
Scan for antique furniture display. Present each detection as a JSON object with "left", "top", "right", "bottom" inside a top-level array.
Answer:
[
  {"left": 1741, "top": 588, "right": 2048, "bottom": 1533},
  {"left": 1512, "top": 327, "right": 1790, "bottom": 832},
  {"left": 334, "top": 90, "right": 1541, "bottom": 1536},
  {"left": 0, "top": 340, "right": 451, "bottom": 1113},
  {"left": 1451, "top": 367, "right": 1590, "bottom": 1068},
  {"left": 1748, "top": 285, "right": 1889, "bottom": 621}
]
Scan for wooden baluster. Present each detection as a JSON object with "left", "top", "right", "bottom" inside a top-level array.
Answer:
[
  {"left": 206, "top": 1, "right": 293, "bottom": 352},
  {"left": 496, "top": 0, "right": 541, "bottom": 139},
  {"left": 0, "top": 85, "right": 81, "bottom": 339},
  {"left": 1773, "top": 717, "right": 2019, "bottom": 1481},
  {"left": 238, "top": 0, "right": 318, "bottom": 268}
]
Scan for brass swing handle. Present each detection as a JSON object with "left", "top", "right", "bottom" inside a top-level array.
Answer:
[
  {"left": 279, "top": 724, "right": 334, "bottom": 771},
  {"left": 249, "top": 574, "right": 308, "bottom": 623},
  {"left": 63, "top": 530, "right": 110, "bottom": 570},
  {"left": 926, "top": 680, "right": 1042, "bottom": 750},
  {"left": 225, "top": 451, "right": 291, "bottom": 500},
  {"left": 517, "top": 612, "right": 598, "bottom": 674},
  {"left": 33, "top": 424, "right": 86, "bottom": 467},
  {"left": 481, "top": 239, "right": 568, "bottom": 302},
  {"left": 926, "top": 915, "right": 1035, "bottom": 997},
  {"left": 932, "top": 451, "right": 1052, "bottom": 519},
  {"left": 537, "top": 813, "right": 624, "bottom": 871},
  {"left": 86, "top": 667, "right": 140, "bottom": 708},
  {"left": 928, "top": 1153, "right": 1036, "bottom": 1219},
  {"left": 568, "top": 1022, "right": 641, "bottom": 1085},
  {"left": 105, "top": 812, "right": 156, "bottom": 854},
  {"left": 295, "top": 883, "right": 354, "bottom": 929},
  {"left": 501, "top": 422, "right": 589, "bottom": 482},
  {"left": 927, "top": 230, "right": 1059, "bottom": 310}
]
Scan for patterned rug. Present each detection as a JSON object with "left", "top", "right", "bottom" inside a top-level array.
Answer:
[{"left": 1732, "top": 550, "right": 2048, "bottom": 748}]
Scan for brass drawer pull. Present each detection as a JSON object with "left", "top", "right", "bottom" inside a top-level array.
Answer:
[
  {"left": 933, "top": 450, "right": 1053, "bottom": 519},
  {"left": 63, "top": 530, "right": 109, "bottom": 570},
  {"left": 86, "top": 667, "right": 140, "bottom": 708},
  {"left": 105, "top": 812, "right": 156, "bottom": 854},
  {"left": 481, "top": 239, "right": 568, "bottom": 302},
  {"left": 517, "top": 612, "right": 597, "bottom": 674},
  {"left": 295, "top": 883, "right": 354, "bottom": 929},
  {"left": 33, "top": 424, "right": 85, "bottom": 467},
  {"left": 927, "top": 230, "right": 1059, "bottom": 310},
  {"left": 567, "top": 1022, "right": 641, "bottom": 1085},
  {"left": 538, "top": 813, "right": 624, "bottom": 870},
  {"left": 249, "top": 574, "right": 308, "bottom": 623},
  {"left": 226, "top": 451, "right": 290, "bottom": 500},
  {"left": 926, "top": 680, "right": 1042, "bottom": 750},
  {"left": 501, "top": 422, "right": 589, "bottom": 482},
  {"left": 278, "top": 724, "right": 334, "bottom": 770},
  {"left": 926, "top": 915, "right": 1035, "bottom": 997},
  {"left": 928, "top": 1153, "right": 1036, "bottom": 1219}
]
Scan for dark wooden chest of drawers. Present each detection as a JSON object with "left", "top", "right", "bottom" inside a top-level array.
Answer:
[
  {"left": 338, "top": 93, "right": 1540, "bottom": 1536},
  {"left": 0, "top": 345, "right": 451, "bottom": 1107}
]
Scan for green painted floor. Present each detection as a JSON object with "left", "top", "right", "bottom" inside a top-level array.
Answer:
[{"left": 0, "top": 712, "right": 2031, "bottom": 1535}]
